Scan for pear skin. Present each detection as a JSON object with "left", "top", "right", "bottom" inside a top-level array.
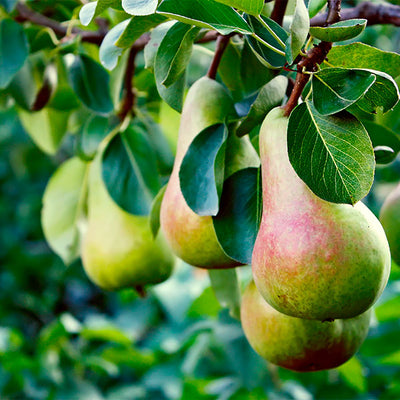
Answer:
[
  {"left": 82, "top": 155, "right": 174, "bottom": 291},
  {"left": 380, "top": 183, "right": 400, "bottom": 266},
  {"left": 252, "top": 107, "right": 391, "bottom": 320},
  {"left": 241, "top": 281, "right": 371, "bottom": 372},
  {"left": 160, "top": 77, "right": 258, "bottom": 269}
]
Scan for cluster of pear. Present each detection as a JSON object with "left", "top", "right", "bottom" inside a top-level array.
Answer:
[
  {"left": 80, "top": 75, "right": 393, "bottom": 372},
  {"left": 159, "top": 77, "right": 392, "bottom": 372}
]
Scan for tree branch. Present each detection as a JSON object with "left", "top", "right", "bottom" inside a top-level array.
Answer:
[
  {"left": 271, "top": 0, "right": 289, "bottom": 26},
  {"left": 311, "top": 2, "right": 400, "bottom": 27},
  {"left": 207, "top": 34, "right": 232, "bottom": 80},
  {"left": 118, "top": 47, "right": 138, "bottom": 121},
  {"left": 325, "top": 0, "right": 342, "bottom": 25}
]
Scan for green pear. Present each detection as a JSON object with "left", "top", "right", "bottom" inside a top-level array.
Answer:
[
  {"left": 160, "top": 77, "right": 258, "bottom": 269},
  {"left": 82, "top": 155, "right": 174, "bottom": 291},
  {"left": 252, "top": 107, "right": 390, "bottom": 320},
  {"left": 380, "top": 183, "right": 400, "bottom": 266},
  {"left": 241, "top": 281, "right": 371, "bottom": 372}
]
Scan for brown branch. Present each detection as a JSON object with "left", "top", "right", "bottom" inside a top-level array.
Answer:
[
  {"left": 118, "top": 47, "right": 138, "bottom": 121},
  {"left": 271, "top": 0, "right": 289, "bottom": 26},
  {"left": 311, "top": 2, "right": 400, "bottom": 26},
  {"left": 326, "top": 0, "right": 342, "bottom": 25},
  {"left": 207, "top": 34, "right": 232, "bottom": 80}
]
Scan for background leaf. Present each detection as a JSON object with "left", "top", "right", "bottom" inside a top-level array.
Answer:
[
  {"left": 0, "top": 19, "right": 29, "bottom": 89},
  {"left": 157, "top": 0, "right": 252, "bottom": 35},
  {"left": 42, "top": 158, "right": 88, "bottom": 265},
  {"left": 180, "top": 124, "right": 228, "bottom": 216},
  {"left": 287, "top": 101, "right": 375, "bottom": 204},
  {"left": 102, "top": 125, "right": 160, "bottom": 215},
  {"left": 310, "top": 19, "right": 366, "bottom": 42},
  {"left": 213, "top": 167, "right": 261, "bottom": 264}
]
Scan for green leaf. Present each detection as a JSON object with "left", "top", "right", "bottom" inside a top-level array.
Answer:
[
  {"left": 208, "top": 269, "right": 241, "bottom": 319},
  {"left": 244, "top": 15, "right": 288, "bottom": 68},
  {"left": 67, "top": 54, "right": 114, "bottom": 114},
  {"left": 122, "top": 0, "right": 158, "bottom": 15},
  {"left": 310, "top": 19, "right": 366, "bottom": 42},
  {"left": 213, "top": 0, "right": 264, "bottom": 15},
  {"left": 149, "top": 185, "right": 166, "bottom": 238},
  {"left": 99, "top": 19, "right": 131, "bottom": 71},
  {"left": 102, "top": 125, "right": 160, "bottom": 215},
  {"left": 375, "top": 296, "right": 400, "bottom": 322},
  {"left": 237, "top": 76, "right": 288, "bottom": 136},
  {"left": 308, "top": 0, "right": 326, "bottom": 18},
  {"left": 312, "top": 68, "right": 376, "bottom": 115},
  {"left": 79, "top": 0, "right": 123, "bottom": 26},
  {"left": 116, "top": 14, "right": 166, "bottom": 48},
  {"left": 180, "top": 124, "right": 228, "bottom": 216},
  {"left": 154, "top": 22, "right": 190, "bottom": 111},
  {"left": 42, "top": 158, "right": 89, "bottom": 265},
  {"left": 0, "top": 19, "right": 29, "bottom": 89},
  {"left": 337, "top": 358, "right": 367, "bottom": 393},
  {"left": 213, "top": 167, "right": 261, "bottom": 264},
  {"left": 363, "top": 120, "right": 400, "bottom": 164},
  {"left": 326, "top": 43, "right": 400, "bottom": 79},
  {"left": 187, "top": 287, "right": 221, "bottom": 318},
  {"left": 18, "top": 107, "right": 70, "bottom": 154},
  {"left": 76, "top": 115, "right": 113, "bottom": 161},
  {"left": 354, "top": 70, "right": 399, "bottom": 114},
  {"left": 157, "top": 0, "right": 252, "bottom": 35},
  {"left": 160, "top": 23, "right": 200, "bottom": 88},
  {"left": 287, "top": 101, "right": 375, "bottom": 205},
  {"left": 285, "top": 0, "right": 309, "bottom": 64},
  {"left": 0, "top": 0, "right": 18, "bottom": 12}
]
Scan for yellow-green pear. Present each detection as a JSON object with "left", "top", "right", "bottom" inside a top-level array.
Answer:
[
  {"left": 160, "top": 77, "right": 258, "bottom": 269},
  {"left": 380, "top": 183, "right": 400, "bottom": 266},
  {"left": 252, "top": 107, "right": 391, "bottom": 320},
  {"left": 241, "top": 281, "right": 371, "bottom": 372},
  {"left": 82, "top": 155, "right": 174, "bottom": 291}
]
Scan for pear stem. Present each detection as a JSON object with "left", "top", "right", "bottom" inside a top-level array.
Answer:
[
  {"left": 134, "top": 285, "right": 147, "bottom": 298},
  {"left": 207, "top": 34, "right": 232, "bottom": 80}
]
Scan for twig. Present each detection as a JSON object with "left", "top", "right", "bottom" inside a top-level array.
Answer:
[
  {"left": 283, "top": 0, "right": 342, "bottom": 116},
  {"left": 270, "top": 0, "right": 289, "bottom": 26},
  {"left": 207, "top": 34, "right": 232, "bottom": 80},
  {"left": 311, "top": 2, "right": 400, "bottom": 27},
  {"left": 118, "top": 47, "right": 138, "bottom": 121}
]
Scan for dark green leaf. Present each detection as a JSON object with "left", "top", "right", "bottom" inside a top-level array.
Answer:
[
  {"left": 288, "top": 101, "right": 375, "bottom": 205},
  {"left": 244, "top": 15, "right": 288, "bottom": 68},
  {"left": 285, "top": 0, "right": 309, "bottom": 64},
  {"left": 0, "top": 0, "right": 18, "bottom": 12},
  {"left": 67, "top": 55, "right": 113, "bottom": 114},
  {"left": 237, "top": 76, "right": 288, "bottom": 136},
  {"left": 154, "top": 22, "right": 189, "bottom": 111},
  {"left": 99, "top": 19, "right": 131, "bottom": 71},
  {"left": 76, "top": 115, "right": 113, "bottom": 161},
  {"left": 354, "top": 70, "right": 399, "bottom": 114},
  {"left": 213, "top": 167, "right": 261, "bottom": 264},
  {"left": 310, "top": 19, "right": 366, "bottom": 42},
  {"left": 308, "top": 0, "right": 326, "bottom": 18},
  {"left": 180, "top": 124, "right": 228, "bottom": 216},
  {"left": 326, "top": 43, "right": 400, "bottom": 79},
  {"left": 0, "top": 19, "right": 29, "bottom": 89},
  {"left": 208, "top": 269, "right": 241, "bottom": 319},
  {"left": 374, "top": 146, "right": 396, "bottom": 164},
  {"left": 102, "top": 125, "right": 160, "bottom": 215},
  {"left": 122, "top": 0, "right": 158, "bottom": 15},
  {"left": 157, "top": 0, "right": 252, "bottom": 35},
  {"left": 42, "top": 158, "right": 89, "bottom": 265},
  {"left": 213, "top": 0, "right": 264, "bottom": 15},
  {"left": 312, "top": 68, "right": 376, "bottom": 115},
  {"left": 149, "top": 185, "right": 166, "bottom": 238},
  {"left": 337, "top": 358, "right": 367, "bottom": 393}
]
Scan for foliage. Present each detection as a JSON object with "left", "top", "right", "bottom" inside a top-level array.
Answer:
[{"left": 1, "top": 0, "right": 400, "bottom": 398}]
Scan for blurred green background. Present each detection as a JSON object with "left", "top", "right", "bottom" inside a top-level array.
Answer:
[{"left": 1, "top": 16, "right": 400, "bottom": 400}]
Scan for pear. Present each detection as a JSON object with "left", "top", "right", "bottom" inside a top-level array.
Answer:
[
  {"left": 241, "top": 281, "right": 371, "bottom": 372},
  {"left": 82, "top": 155, "right": 174, "bottom": 291},
  {"left": 160, "top": 77, "right": 258, "bottom": 269},
  {"left": 252, "top": 107, "right": 390, "bottom": 320},
  {"left": 380, "top": 183, "right": 400, "bottom": 266}
]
